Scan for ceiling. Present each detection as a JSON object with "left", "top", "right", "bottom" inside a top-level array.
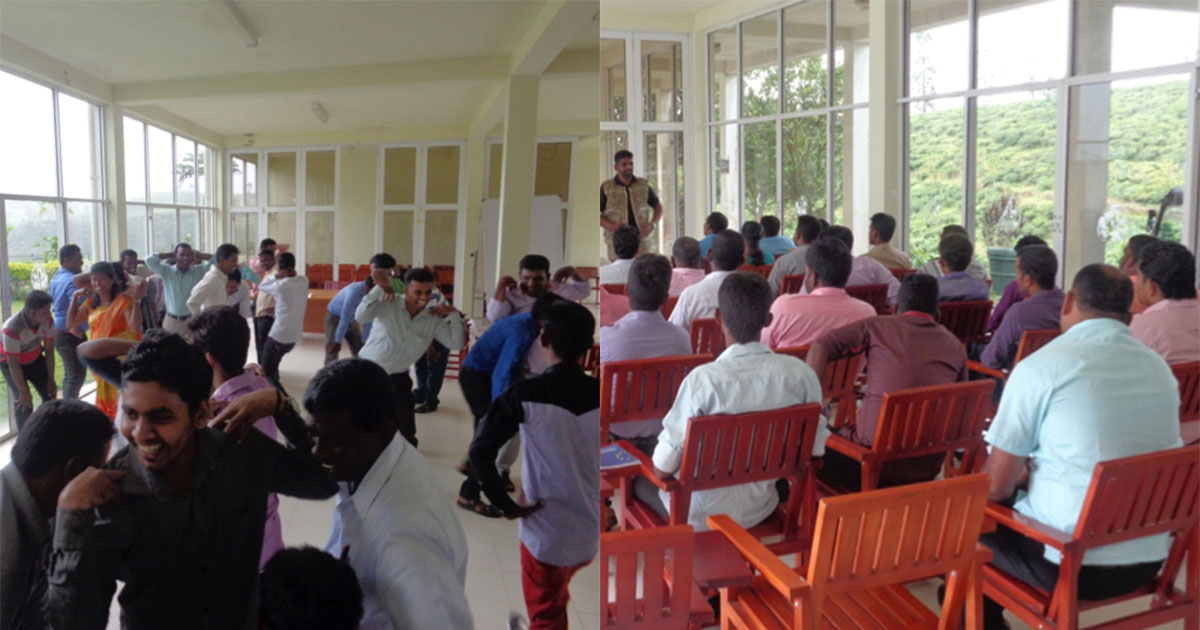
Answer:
[{"left": 600, "top": 0, "right": 724, "bottom": 14}]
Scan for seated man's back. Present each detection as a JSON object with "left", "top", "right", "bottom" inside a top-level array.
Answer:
[
  {"left": 980, "top": 245, "right": 1063, "bottom": 371},
  {"left": 668, "top": 229, "right": 745, "bottom": 330},
  {"left": 1129, "top": 240, "right": 1200, "bottom": 364},
  {"left": 762, "top": 238, "right": 877, "bottom": 348}
]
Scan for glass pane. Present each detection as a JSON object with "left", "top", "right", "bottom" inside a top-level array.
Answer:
[
  {"left": 1075, "top": 1, "right": 1199, "bottom": 75},
  {"left": 153, "top": 207, "right": 178, "bottom": 252},
  {"left": 784, "top": 1, "right": 828, "bottom": 112},
  {"left": 197, "top": 146, "right": 212, "bottom": 207},
  {"left": 124, "top": 118, "right": 146, "bottom": 203},
  {"left": 5, "top": 200, "right": 62, "bottom": 266},
  {"left": 642, "top": 40, "right": 682, "bottom": 122},
  {"left": 783, "top": 116, "right": 827, "bottom": 233},
  {"left": 267, "top": 152, "right": 298, "bottom": 207},
  {"left": 709, "top": 26, "right": 738, "bottom": 121},
  {"left": 266, "top": 211, "right": 296, "bottom": 252},
  {"left": 908, "top": 0, "right": 969, "bottom": 98},
  {"left": 245, "top": 157, "right": 258, "bottom": 206},
  {"left": 383, "top": 147, "right": 417, "bottom": 205},
  {"left": 66, "top": 202, "right": 98, "bottom": 263},
  {"left": 711, "top": 125, "right": 739, "bottom": 215},
  {"left": 599, "top": 132, "right": 628, "bottom": 185},
  {"left": 643, "top": 131, "right": 684, "bottom": 250},
  {"left": 833, "top": 0, "right": 871, "bottom": 105},
  {"left": 175, "top": 139, "right": 197, "bottom": 206},
  {"left": 180, "top": 209, "right": 200, "bottom": 246},
  {"left": 978, "top": 0, "right": 1068, "bottom": 89},
  {"left": 148, "top": 126, "right": 174, "bottom": 203},
  {"left": 743, "top": 121, "right": 778, "bottom": 222},
  {"left": 487, "top": 143, "right": 504, "bottom": 199},
  {"left": 306, "top": 150, "right": 336, "bottom": 206},
  {"left": 382, "top": 211, "right": 414, "bottom": 266},
  {"left": 305, "top": 211, "right": 335, "bottom": 271},
  {"left": 0, "top": 70, "right": 58, "bottom": 196},
  {"left": 59, "top": 93, "right": 102, "bottom": 200},
  {"left": 126, "top": 204, "right": 148, "bottom": 254},
  {"left": 1066, "top": 75, "right": 1190, "bottom": 270},
  {"left": 601, "top": 38, "right": 627, "bottom": 122},
  {"left": 424, "top": 210, "right": 457, "bottom": 267},
  {"left": 230, "top": 213, "right": 257, "bottom": 260},
  {"left": 425, "top": 145, "right": 460, "bottom": 204},
  {"left": 907, "top": 98, "right": 965, "bottom": 265},
  {"left": 535, "top": 142, "right": 572, "bottom": 203},
  {"left": 742, "top": 12, "right": 780, "bottom": 117}
]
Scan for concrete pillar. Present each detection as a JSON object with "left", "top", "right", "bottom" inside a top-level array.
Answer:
[
  {"left": 461, "top": 134, "right": 487, "bottom": 318},
  {"left": 867, "top": 0, "right": 903, "bottom": 248},
  {"left": 102, "top": 105, "right": 126, "bottom": 258},
  {"left": 496, "top": 75, "right": 540, "bottom": 277}
]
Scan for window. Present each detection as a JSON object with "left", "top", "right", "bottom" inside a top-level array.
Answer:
[
  {"left": 123, "top": 116, "right": 216, "bottom": 255},
  {"left": 379, "top": 142, "right": 464, "bottom": 270}
]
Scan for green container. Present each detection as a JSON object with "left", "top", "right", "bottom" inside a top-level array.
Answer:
[{"left": 988, "top": 247, "right": 1017, "bottom": 296}]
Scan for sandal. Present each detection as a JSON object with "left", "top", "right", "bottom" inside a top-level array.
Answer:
[{"left": 457, "top": 496, "right": 503, "bottom": 518}]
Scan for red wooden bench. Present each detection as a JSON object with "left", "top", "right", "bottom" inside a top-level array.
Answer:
[{"left": 845, "top": 283, "right": 890, "bottom": 315}]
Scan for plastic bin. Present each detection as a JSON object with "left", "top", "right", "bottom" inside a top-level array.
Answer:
[{"left": 987, "top": 247, "right": 1017, "bottom": 296}]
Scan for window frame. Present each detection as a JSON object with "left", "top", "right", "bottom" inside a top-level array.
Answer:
[{"left": 123, "top": 115, "right": 216, "bottom": 255}]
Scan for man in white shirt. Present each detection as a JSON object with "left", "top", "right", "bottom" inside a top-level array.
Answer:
[
  {"left": 357, "top": 266, "right": 464, "bottom": 448},
  {"left": 599, "top": 225, "right": 639, "bottom": 285},
  {"left": 187, "top": 244, "right": 245, "bottom": 316},
  {"left": 303, "top": 359, "right": 472, "bottom": 630},
  {"left": 645, "top": 272, "right": 825, "bottom": 531},
  {"left": 668, "top": 237, "right": 706, "bottom": 298},
  {"left": 256, "top": 252, "right": 309, "bottom": 395},
  {"left": 668, "top": 229, "right": 745, "bottom": 332},
  {"left": 487, "top": 255, "right": 590, "bottom": 322},
  {"left": 225, "top": 270, "right": 253, "bottom": 318}
]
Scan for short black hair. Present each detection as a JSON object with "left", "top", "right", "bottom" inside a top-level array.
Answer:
[
  {"left": 612, "top": 225, "right": 640, "bottom": 260},
  {"left": 614, "top": 149, "right": 633, "bottom": 163},
  {"left": 259, "top": 249, "right": 276, "bottom": 259},
  {"left": 259, "top": 238, "right": 277, "bottom": 250},
  {"left": 710, "top": 229, "right": 746, "bottom": 271},
  {"left": 531, "top": 293, "right": 569, "bottom": 321},
  {"left": 58, "top": 244, "right": 81, "bottom": 264},
  {"left": 519, "top": 254, "right": 551, "bottom": 274},
  {"left": 1127, "top": 234, "right": 1157, "bottom": 259},
  {"left": 817, "top": 218, "right": 830, "bottom": 231},
  {"left": 938, "top": 234, "right": 974, "bottom": 272},
  {"left": 24, "top": 290, "right": 53, "bottom": 312},
  {"left": 174, "top": 242, "right": 194, "bottom": 253},
  {"left": 1071, "top": 264, "right": 1133, "bottom": 317},
  {"left": 761, "top": 215, "right": 781, "bottom": 237},
  {"left": 120, "top": 249, "right": 138, "bottom": 260},
  {"left": 121, "top": 330, "right": 213, "bottom": 415},
  {"left": 403, "top": 267, "right": 434, "bottom": 284},
  {"left": 369, "top": 252, "right": 396, "bottom": 269},
  {"left": 1014, "top": 235, "right": 1047, "bottom": 251},
  {"left": 705, "top": 212, "right": 729, "bottom": 233},
  {"left": 260, "top": 547, "right": 364, "bottom": 630},
  {"left": 304, "top": 359, "right": 398, "bottom": 431},
  {"left": 277, "top": 252, "right": 296, "bottom": 270},
  {"left": 228, "top": 269, "right": 242, "bottom": 284},
  {"left": 627, "top": 254, "right": 672, "bottom": 311},
  {"left": 1137, "top": 241, "right": 1197, "bottom": 300},
  {"left": 187, "top": 306, "right": 250, "bottom": 376},
  {"left": 1016, "top": 245, "right": 1057, "bottom": 290},
  {"left": 898, "top": 273, "right": 940, "bottom": 317},
  {"left": 718, "top": 273, "right": 772, "bottom": 344},
  {"left": 942, "top": 225, "right": 969, "bottom": 237},
  {"left": 12, "top": 399, "right": 113, "bottom": 478},
  {"left": 741, "top": 221, "right": 764, "bottom": 245},
  {"left": 819, "top": 225, "right": 854, "bottom": 251},
  {"left": 795, "top": 215, "right": 823, "bottom": 244},
  {"left": 541, "top": 301, "right": 594, "bottom": 363},
  {"left": 804, "top": 238, "right": 853, "bottom": 288},
  {"left": 869, "top": 213, "right": 897, "bottom": 243},
  {"left": 215, "top": 243, "right": 239, "bottom": 261},
  {"left": 672, "top": 237, "right": 701, "bottom": 268}
]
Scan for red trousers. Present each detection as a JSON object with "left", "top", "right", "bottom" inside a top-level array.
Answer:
[{"left": 520, "top": 542, "right": 589, "bottom": 630}]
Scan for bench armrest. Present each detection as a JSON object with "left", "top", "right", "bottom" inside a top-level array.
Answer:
[
  {"left": 613, "top": 439, "right": 680, "bottom": 492},
  {"left": 985, "top": 502, "right": 1076, "bottom": 551},
  {"left": 707, "top": 514, "right": 810, "bottom": 602}
]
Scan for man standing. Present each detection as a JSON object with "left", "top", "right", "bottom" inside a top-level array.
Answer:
[
  {"left": 2, "top": 292, "right": 57, "bottom": 430},
  {"left": 487, "top": 254, "right": 589, "bottom": 322},
  {"left": 767, "top": 215, "right": 823, "bottom": 297},
  {"left": 49, "top": 244, "right": 88, "bottom": 399},
  {"left": 601, "top": 150, "right": 663, "bottom": 258},
  {"left": 253, "top": 248, "right": 277, "bottom": 363},
  {"left": 121, "top": 249, "right": 161, "bottom": 332},
  {"left": 145, "top": 242, "right": 214, "bottom": 335},
  {"left": 758, "top": 215, "right": 795, "bottom": 260},
  {"left": 862, "top": 213, "right": 913, "bottom": 270},
  {"left": 256, "top": 252, "right": 309, "bottom": 395},
  {"left": 186, "top": 243, "right": 258, "bottom": 316},
  {"left": 324, "top": 254, "right": 390, "bottom": 365}
]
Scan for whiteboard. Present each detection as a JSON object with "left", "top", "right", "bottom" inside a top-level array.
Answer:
[{"left": 479, "top": 196, "right": 567, "bottom": 293}]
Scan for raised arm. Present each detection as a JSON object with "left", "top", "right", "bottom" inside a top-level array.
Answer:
[
  {"left": 431, "top": 308, "right": 465, "bottom": 351},
  {"left": 66, "top": 290, "right": 92, "bottom": 331},
  {"left": 46, "top": 468, "right": 127, "bottom": 630}
]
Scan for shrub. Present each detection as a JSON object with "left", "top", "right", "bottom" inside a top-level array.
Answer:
[{"left": 8, "top": 261, "right": 60, "bottom": 300}]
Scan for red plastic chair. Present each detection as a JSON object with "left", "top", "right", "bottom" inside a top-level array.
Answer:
[
  {"left": 689, "top": 318, "right": 724, "bottom": 357},
  {"left": 781, "top": 274, "right": 806, "bottom": 295},
  {"left": 1172, "top": 361, "right": 1200, "bottom": 423},
  {"left": 845, "top": 283, "right": 890, "bottom": 315},
  {"left": 599, "top": 354, "right": 712, "bottom": 440},
  {"left": 601, "top": 525, "right": 710, "bottom": 629},
  {"left": 939, "top": 299, "right": 995, "bottom": 345}
]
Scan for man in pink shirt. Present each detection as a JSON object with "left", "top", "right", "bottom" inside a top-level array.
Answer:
[
  {"left": 762, "top": 238, "right": 877, "bottom": 349},
  {"left": 1129, "top": 241, "right": 1199, "bottom": 364},
  {"left": 669, "top": 237, "right": 706, "bottom": 297}
]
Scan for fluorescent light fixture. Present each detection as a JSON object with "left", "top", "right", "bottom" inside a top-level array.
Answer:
[{"left": 310, "top": 101, "right": 329, "bottom": 124}]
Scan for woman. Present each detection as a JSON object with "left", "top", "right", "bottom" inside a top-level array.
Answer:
[
  {"left": 741, "top": 220, "right": 774, "bottom": 266},
  {"left": 67, "top": 261, "right": 142, "bottom": 418}
]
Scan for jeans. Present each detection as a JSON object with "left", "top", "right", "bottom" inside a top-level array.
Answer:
[
  {"left": 2, "top": 354, "right": 52, "bottom": 431},
  {"left": 54, "top": 332, "right": 88, "bottom": 399},
  {"left": 253, "top": 316, "right": 275, "bottom": 364},
  {"left": 322, "top": 312, "right": 363, "bottom": 365},
  {"left": 260, "top": 336, "right": 295, "bottom": 395},
  {"left": 389, "top": 371, "right": 418, "bottom": 448},
  {"left": 413, "top": 340, "right": 450, "bottom": 409}
]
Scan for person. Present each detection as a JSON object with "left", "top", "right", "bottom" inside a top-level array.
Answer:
[
  {"left": 253, "top": 248, "right": 278, "bottom": 363},
  {"left": 45, "top": 330, "right": 338, "bottom": 630},
  {"left": 980, "top": 245, "right": 1063, "bottom": 371},
  {"left": 357, "top": 266, "right": 465, "bottom": 448},
  {"left": 67, "top": 262, "right": 142, "bottom": 419},
  {"left": 988, "top": 236, "right": 1048, "bottom": 331},
  {"left": 741, "top": 220, "right": 774, "bottom": 266},
  {"left": 668, "top": 236, "right": 706, "bottom": 297},
  {"left": 645, "top": 273, "right": 824, "bottom": 530},
  {"left": 49, "top": 244, "right": 88, "bottom": 399},
  {"left": 187, "top": 243, "right": 258, "bottom": 316},
  {"left": 759, "top": 215, "right": 795, "bottom": 259},
  {"left": 918, "top": 225, "right": 988, "bottom": 280},
  {"left": 226, "top": 269, "right": 253, "bottom": 318},
  {"left": 601, "top": 149, "right": 664, "bottom": 258},
  {"left": 599, "top": 255, "right": 692, "bottom": 454},
  {"left": 862, "top": 213, "right": 913, "bottom": 270},
  {"left": 324, "top": 253, "right": 389, "bottom": 365},
  {"left": 2, "top": 291, "right": 57, "bottom": 430},
  {"left": 259, "top": 547, "right": 364, "bottom": 630},
  {"left": 1129, "top": 240, "right": 1199, "bottom": 364},
  {"left": 767, "top": 214, "right": 823, "bottom": 297},
  {"left": 1, "top": 400, "right": 112, "bottom": 630},
  {"left": 820, "top": 225, "right": 901, "bottom": 306},
  {"left": 669, "top": 229, "right": 745, "bottom": 331},
  {"left": 761, "top": 238, "right": 877, "bottom": 349},
  {"left": 936, "top": 233, "right": 991, "bottom": 301},
  {"left": 256, "top": 252, "right": 309, "bottom": 395},
  {"left": 188, "top": 306, "right": 284, "bottom": 571},
  {"left": 697, "top": 212, "right": 729, "bottom": 260},
  {"left": 248, "top": 238, "right": 278, "bottom": 277},
  {"left": 599, "top": 225, "right": 639, "bottom": 285},
  {"left": 979, "top": 264, "right": 1182, "bottom": 630},
  {"left": 1118, "top": 233, "right": 1157, "bottom": 277},
  {"left": 469, "top": 301, "right": 600, "bottom": 630},
  {"left": 487, "top": 254, "right": 589, "bottom": 322},
  {"left": 808, "top": 274, "right": 967, "bottom": 487},
  {"left": 412, "top": 339, "right": 451, "bottom": 414},
  {"left": 121, "top": 249, "right": 161, "bottom": 332},
  {"left": 145, "top": 242, "right": 213, "bottom": 334}
]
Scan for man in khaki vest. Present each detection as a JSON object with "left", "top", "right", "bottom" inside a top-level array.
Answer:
[{"left": 601, "top": 150, "right": 663, "bottom": 259}]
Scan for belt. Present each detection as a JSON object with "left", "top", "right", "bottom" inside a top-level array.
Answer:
[{"left": 166, "top": 313, "right": 191, "bottom": 320}]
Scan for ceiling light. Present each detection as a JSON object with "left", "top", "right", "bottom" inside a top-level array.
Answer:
[{"left": 311, "top": 102, "right": 329, "bottom": 124}]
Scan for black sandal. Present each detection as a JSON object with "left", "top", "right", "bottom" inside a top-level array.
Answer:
[{"left": 457, "top": 496, "right": 503, "bottom": 518}]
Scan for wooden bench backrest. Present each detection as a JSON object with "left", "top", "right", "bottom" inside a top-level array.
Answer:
[
  {"left": 737, "top": 264, "right": 774, "bottom": 279},
  {"left": 846, "top": 283, "right": 890, "bottom": 315},
  {"left": 782, "top": 274, "right": 806, "bottom": 295},
  {"left": 600, "top": 354, "right": 713, "bottom": 437},
  {"left": 871, "top": 380, "right": 993, "bottom": 463},
  {"left": 661, "top": 295, "right": 679, "bottom": 320},
  {"left": 1013, "top": 328, "right": 1060, "bottom": 367},
  {"left": 890, "top": 268, "right": 917, "bottom": 281},
  {"left": 938, "top": 300, "right": 994, "bottom": 344},
  {"left": 690, "top": 317, "right": 725, "bottom": 357},
  {"left": 1171, "top": 361, "right": 1200, "bottom": 423},
  {"left": 775, "top": 346, "right": 863, "bottom": 429},
  {"left": 678, "top": 403, "right": 822, "bottom": 494},
  {"left": 602, "top": 283, "right": 627, "bottom": 296},
  {"left": 602, "top": 525, "right": 694, "bottom": 630},
  {"left": 583, "top": 344, "right": 601, "bottom": 378}
]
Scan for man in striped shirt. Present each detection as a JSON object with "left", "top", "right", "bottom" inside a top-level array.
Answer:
[{"left": 1, "top": 291, "right": 57, "bottom": 430}]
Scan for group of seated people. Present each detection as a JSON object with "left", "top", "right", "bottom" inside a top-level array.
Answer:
[{"left": 597, "top": 211, "right": 1198, "bottom": 629}]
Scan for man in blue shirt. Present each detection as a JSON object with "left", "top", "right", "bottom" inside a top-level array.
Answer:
[
  {"left": 145, "top": 242, "right": 214, "bottom": 335},
  {"left": 759, "top": 215, "right": 795, "bottom": 260},
  {"left": 323, "top": 254, "right": 390, "bottom": 365},
  {"left": 697, "top": 212, "right": 728, "bottom": 260},
  {"left": 48, "top": 244, "right": 88, "bottom": 399}
]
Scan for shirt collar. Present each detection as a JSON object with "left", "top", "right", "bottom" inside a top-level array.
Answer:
[
  {"left": 620, "top": 309, "right": 668, "bottom": 323},
  {"left": 212, "top": 371, "right": 273, "bottom": 401},
  {"left": 943, "top": 271, "right": 971, "bottom": 280},
  {"left": 901, "top": 310, "right": 936, "bottom": 322},
  {"left": 809, "top": 287, "right": 848, "bottom": 297},
  {"left": 345, "top": 431, "right": 407, "bottom": 517},
  {"left": 1144, "top": 297, "right": 1199, "bottom": 314},
  {"left": 1063, "top": 317, "right": 1129, "bottom": 339},
  {"left": 1026, "top": 287, "right": 1064, "bottom": 302},
  {"left": 716, "top": 341, "right": 773, "bottom": 361},
  {"left": 705, "top": 270, "right": 734, "bottom": 283}
]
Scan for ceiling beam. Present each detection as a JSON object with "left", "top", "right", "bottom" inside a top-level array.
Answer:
[
  {"left": 508, "top": 0, "right": 598, "bottom": 76},
  {"left": 214, "top": 0, "right": 258, "bottom": 48},
  {"left": 469, "top": 83, "right": 507, "bottom": 138}
]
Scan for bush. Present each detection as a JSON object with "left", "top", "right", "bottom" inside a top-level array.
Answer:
[{"left": 8, "top": 261, "right": 60, "bottom": 300}]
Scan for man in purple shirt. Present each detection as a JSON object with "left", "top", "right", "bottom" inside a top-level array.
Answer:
[
  {"left": 981, "top": 245, "right": 1063, "bottom": 371},
  {"left": 820, "top": 226, "right": 901, "bottom": 307},
  {"left": 599, "top": 254, "right": 692, "bottom": 454},
  {"left": 487, "top": 255, "right": 590, "bottom": 322},
  {"left": 988, "top": 235, "right": 1048, "bottom": 331},
  {"left": 937, "top": 234, "right": 991, "bottom": 302}
]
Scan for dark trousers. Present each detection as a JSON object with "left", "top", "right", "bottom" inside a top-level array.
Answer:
[
  {"left": 978, "top": 525, "right": 1163, "bottom": 629},
  {"left": 322, "top": 312, "right": 364, "bottom": 365},
  {"left": 389, "top": 371, "right": 418, "bottom": 447},
  {"left": 261, "top": 336, "right": 295, "bottom": 395},
  {"left": 54, "top": 332, "right": 87, "bottom": 399},
  {"left": 459, "top": 366, "right": 493, "bottom": 500},
  {"left": 817, "top": 447, "right": 943, "bottom": 490},
  {"left": 413, "top": 340, "right": 450, "bottom": 409},
  {"left": 2, "top": 354, "right": 52, "bottom": 431},
  {"left": 253, "top": 316, "right": 274, "bottom": 364}
]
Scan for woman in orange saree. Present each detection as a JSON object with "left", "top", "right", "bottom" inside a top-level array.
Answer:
[{"left": 68, "top": 262, "right": 142, "bottom": 418}]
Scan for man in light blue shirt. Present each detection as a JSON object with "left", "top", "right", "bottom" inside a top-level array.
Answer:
[
  {"left": 145, "top": 242, "right": 213, "bottom": 335},
  {"left": 324, "top": 254, "right": 391, "bottom": 365},
  {"left": 758, "top": 215, "right": 795, "bottom": 260},
  {"left": 697, "top": 212, "right": 728, "bottom": 260},
  {"left": 980, "top": 264, "right": 1182, "bottom": 630},
  {"left": 48, "top": 244, "right": 88, "bottom": 398}
]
